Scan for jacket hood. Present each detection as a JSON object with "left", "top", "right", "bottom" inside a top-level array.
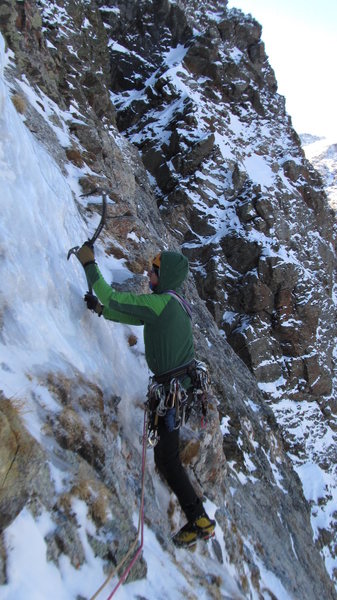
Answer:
[{"left": 154, "top": 251, "right": 189, "bottom": 293}]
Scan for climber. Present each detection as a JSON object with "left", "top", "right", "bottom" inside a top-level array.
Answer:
[{"left": 75, "top": 244, "right": 215, "bottom": 547}]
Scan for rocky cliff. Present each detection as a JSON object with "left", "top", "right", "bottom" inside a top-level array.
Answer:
[{"left": 0, "top": 1, "right": 336, "bottom": 599}]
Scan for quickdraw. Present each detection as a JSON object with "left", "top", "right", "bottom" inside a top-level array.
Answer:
[
  {"left": 145, "top": 379, "right": 187, "bottom": 447},
  {"left": 189, "top": 361, "right": 209, "bottom": 428},
  {"left": 145, "top": 360, "right": 210, "bottom": 446}
]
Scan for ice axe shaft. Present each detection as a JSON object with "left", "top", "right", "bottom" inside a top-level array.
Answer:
[
  {"left": 67, "top": 192, "right": 107, "bottom": 261},
  {"left": 67, "top": 192, "right": 107, "bottom": 295}
]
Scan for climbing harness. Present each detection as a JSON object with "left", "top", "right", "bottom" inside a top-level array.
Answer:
[
  {"left": 145, "top": 360, "right": 210, "bottom": 446},
  {"left": 89, "top": 409, "right": 148, "bottom": 600}
]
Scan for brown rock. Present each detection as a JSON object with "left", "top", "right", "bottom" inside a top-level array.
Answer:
[
  {"left": 65, "top": 147, "right": 84, "bottom": 168},
  {"left": 304, "top": 356, "right": 332, "bottom": 397},
  {"left": 221, "top": 236, "right": 261, "bottom": 273},
  {"left": 0, "top": 398, "right": 46, "bottom": 531}
]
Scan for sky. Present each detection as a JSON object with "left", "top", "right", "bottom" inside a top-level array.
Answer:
[{"left": 227, "top": 0, "right": 337, "bottom": 140}]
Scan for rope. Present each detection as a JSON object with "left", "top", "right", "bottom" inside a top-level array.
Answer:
[{"left": 90, "top": 410, "right": 148, "bottom": 600}]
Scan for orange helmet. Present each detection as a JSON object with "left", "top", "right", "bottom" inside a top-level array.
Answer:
[{"left": 152, "top": 252, "right": 161, "bottom": 271}]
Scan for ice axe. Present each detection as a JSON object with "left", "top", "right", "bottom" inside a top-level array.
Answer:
[
  {"left": 67, "top": 192, "right": 107, "bottom": 293},
  {"left": 67, "top": 192, "right": 107, "bottom": 260}
]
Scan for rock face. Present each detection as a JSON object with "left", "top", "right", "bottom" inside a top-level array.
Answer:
[
  {"left": 0, "top": 397, "right": 48, "bottom": 532},
  {"left": 0, "top": 1, "right": 336, "bottom": 598},
  {"left": 103, "top": 0, "right": 336, "bottom": 407}
]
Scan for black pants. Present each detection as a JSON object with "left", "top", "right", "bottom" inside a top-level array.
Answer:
[{"left": 154, "top": 417, "right": 204, "bottom": 522}]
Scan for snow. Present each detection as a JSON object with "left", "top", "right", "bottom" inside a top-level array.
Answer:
[
  {"left": 301, "top": 134, "right": 337, "bottom": 210},
  {"left": 296, "top": 462, "right": 328, "bottom": 504},
  {"left": 3, "top": 505, "right": 107, "bottom": 600},
  {"left": 243, "top": 154, "right": 275, "bottom": 190},
  {"left": 214, "top": 131, "right": 234, "bottom": 160},
  {"left": 163, "top": 44, "right": 189, "bottom": 67},
  {"left": 108, "top": 41, "right": 130, "bottom": 53},
  {"left": 272, "top": 398, "right": 337, "bottom": 580},
  {"left": 99, "top": 5, "right": 121, "bottom": 15},
  {"left": 303, "top": 135, "right": 336, "bottom": 162},
  {"left": 220, "top": 414, "right": 231, "bottom": 435}
]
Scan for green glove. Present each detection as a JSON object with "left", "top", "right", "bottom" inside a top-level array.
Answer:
[{"left": 76, "top": 242, "right": 95, "bottom": 267}]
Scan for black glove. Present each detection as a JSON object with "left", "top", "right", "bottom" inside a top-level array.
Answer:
[
  {"left": 84, "top": 292, "right": 103, "bottom": 316},
  {"left": 76, "top": 242, "right": 95, "bottom": 267}
]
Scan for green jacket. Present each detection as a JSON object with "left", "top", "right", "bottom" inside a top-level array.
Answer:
[{"left": 84, "top": 251, "right": 195, "bottom": 376}]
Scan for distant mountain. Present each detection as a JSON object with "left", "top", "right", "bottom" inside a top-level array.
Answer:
[
  {"left": 300, "top": 133, "right": 324, "bottom": 145},
  {"left": 301, "top": 134, "right": 337, "bottom": 210}
]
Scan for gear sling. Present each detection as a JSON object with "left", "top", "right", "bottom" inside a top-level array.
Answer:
[{"left": 146, "top": 359, "right": 210, "bottom": 447}]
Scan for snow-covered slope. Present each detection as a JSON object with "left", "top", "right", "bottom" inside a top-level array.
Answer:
[{"left": 301, "top": 134, "right": 337, "bottom": 210}]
